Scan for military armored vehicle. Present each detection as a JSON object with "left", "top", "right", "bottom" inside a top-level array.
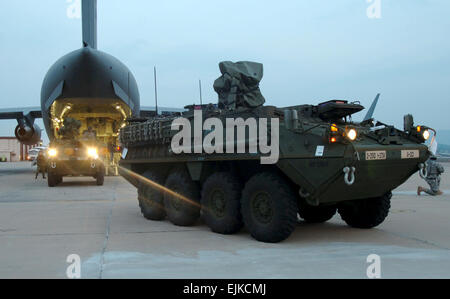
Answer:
[
  {"left": 119, "top": 61, "right": 432, "bottom": 243},
  {"left": 47, "top": 118, "right": 105, "bottom": 187}
]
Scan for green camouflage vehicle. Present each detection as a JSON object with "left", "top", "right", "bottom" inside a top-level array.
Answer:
[
  {"left": 119, "top": 61, "right": 432, "bottom": 243},
  {"left": 47, "top": 118, "right": 105, "bottom": 187}
]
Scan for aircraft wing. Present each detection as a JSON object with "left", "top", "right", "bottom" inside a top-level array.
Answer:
[
  {"left": 0, "top": 107, "right": 43, "bottom": 145},
  {"left": 0, "top": 107, "right": 42, "bottom": 120}
]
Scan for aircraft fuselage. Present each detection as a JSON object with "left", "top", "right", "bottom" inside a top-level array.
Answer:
[{"left": 41, "top": 47, "right": 140, "bottom": 142}]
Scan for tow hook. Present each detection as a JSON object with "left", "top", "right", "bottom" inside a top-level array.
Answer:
[
  {"left": 91, "top": 162, "right": 96, "bottom": 169},
  {"left": 299, "top": 188, "right": 310, "bottom": 198},
  {"left": 418, "top": 163, "right": 427, "bottom": 179},
  {"left": 50, "top": 162, "right": 56, "bottom": 169},
  {"left": 343, "top": 166, "right": 356, "bottom": 186}
]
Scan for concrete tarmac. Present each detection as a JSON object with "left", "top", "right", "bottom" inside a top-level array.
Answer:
[{"left": 0, "top": 162, "right": 449, "bottom": 278}]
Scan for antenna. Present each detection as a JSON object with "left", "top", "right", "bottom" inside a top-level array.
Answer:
[
  {"left": 363, "top": 93, "right": 380, "bottom": 121},
  {"left": 154, "top": 66, "right": 158, "bottom": 116},
  {"left": 199, "top": 79, "right": 203, "bottom": 106}
]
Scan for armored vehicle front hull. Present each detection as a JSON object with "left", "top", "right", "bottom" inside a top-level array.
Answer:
[
  {"left": 278, "top": 143, "right": 429, "bottom": 205},
  {"left": 48, "top": 159, "right": 103, "bottom": 176}
]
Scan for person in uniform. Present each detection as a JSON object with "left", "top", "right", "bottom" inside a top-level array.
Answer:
[
  {"left": 107, "top": 139, "right": 116, "bottom": 163},
  {"left": 35, "top": 151, "right": 47, "bottom": 179},
  {"left": 82, "top": 126, "right": 97, "bottom": 140},
  {"left": 417, "top": 155, "right": 444, "bottom": 196}
]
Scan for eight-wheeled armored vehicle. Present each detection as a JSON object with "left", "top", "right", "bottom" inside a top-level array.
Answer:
[
  {"left": 47, "top": 139, "right": 105, "bottom": 187},
  {"left": 46, "top": 118, "right": 105, "bottom": 187},
  {"left": 119, "top": 61, "right": 432, "bottom": 242}
]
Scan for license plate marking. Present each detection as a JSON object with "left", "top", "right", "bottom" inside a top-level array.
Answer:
[
  {"left": 121, "top": 148, "right": 128, "bottom": 159},
  {"left": 315, "top": 145, "right": 325, "bottom": 157},
  {"left": 401, "top": 150, "right": 419, "bottom": 159},
  {"left": 365, "top": 150, "right": 386, "bottom": 161}
]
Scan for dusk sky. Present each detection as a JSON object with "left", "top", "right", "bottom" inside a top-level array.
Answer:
[{"left": 0, "top": 0, "right": 449, "bottom": 143}]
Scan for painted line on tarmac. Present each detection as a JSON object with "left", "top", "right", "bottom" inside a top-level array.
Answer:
[{"left": 393, "top": 190, "right": 450, "bottom": 196}]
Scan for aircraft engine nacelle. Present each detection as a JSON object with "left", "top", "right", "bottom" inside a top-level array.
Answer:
[{"left": 14, "top": 124, "right": 41, "bottom": 145}]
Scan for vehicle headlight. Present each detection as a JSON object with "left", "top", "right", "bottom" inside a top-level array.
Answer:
[
  {"left": 48, "top": 148, "right": 57, "bottom": 157},
  {"left": 87, "top": 148, "right": 99, "bottom": 159},
  {"left": 346, "top": 129, "right": 358, "bottom": 141},
  {"left": 423, "top": 130, "right": 430, "bottom": 140}
]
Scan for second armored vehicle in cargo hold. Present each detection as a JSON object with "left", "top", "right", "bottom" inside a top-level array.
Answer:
[
  {"left": 119, "top": 61, "right": 433, "bottom": 243},
  {"left": 46, "top": 118, "right": 105, "bottom": 187}
]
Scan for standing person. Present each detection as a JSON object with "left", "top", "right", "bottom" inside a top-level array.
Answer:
[
  {"left": 107, "top": 139, "right": 116, "bottom": 163},
  {"left": 417, "top": 155, "right": 445, "bottom": 196},
  {"left": 35, "top": 151, "right": 47, "bottom": 179}
]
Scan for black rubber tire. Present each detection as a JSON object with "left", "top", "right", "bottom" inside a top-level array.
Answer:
[
  {"left": 47, "top": 171, "right": 57, "bottom": 187},
  {"left": 241, "top": 172, "right": 298, "bottom": 243},
  {"left": 163, "top": 170, "right": 200, "bottom": 226},
  {"left": 96, "top": 166, "right": 104, "bottom": 186},
  {"left": 138, "top": 170, "right": 166, "bottom": 221},
  {"left": 201, "top": 172, "right": 243, "bottom": 234},
  {"left": 299, "top": 204, "right": 337, "bottom": 223},
  {"left": 338, "top": 192, "right": 392, "bottom": 229}
]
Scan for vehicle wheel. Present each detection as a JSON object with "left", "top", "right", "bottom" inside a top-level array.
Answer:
[
  {"left": 299, "top": 204, "right": 336, "bottom": 223},
  {"left": 201, "top": 172, "right": 243, "bottom": 234},
  {"left": 338, "top": 192, "right": 391, "bottom": 229},
  {"left": 241, "top": 172, "right": 297, "bottom": 243},
  {"left": 164, "top": 170, "right": 200, "bottom": 226},
  {"left": 48, "top": 172, "right": 57, "bottom": 187},
  {"left": 96, "top": 168, "right": 104, "bottom": 186},
  {"left": 138, "top": 170, "right": 166, "bottom": 220}
]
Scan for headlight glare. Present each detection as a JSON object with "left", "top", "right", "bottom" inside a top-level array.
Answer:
[
  {"left": 347, "top": 129, "right": 357, "bottom": 141},
  {"left": 48, "top": 148, "right": 57, "bottom": 157},
  {"left": 87, "top": 148, "right": 99, "bottom": 159}
]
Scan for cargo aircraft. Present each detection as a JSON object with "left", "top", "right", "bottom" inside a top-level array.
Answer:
[{"left": 0, "top": 0, "right": 174, "bottom": 147}]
